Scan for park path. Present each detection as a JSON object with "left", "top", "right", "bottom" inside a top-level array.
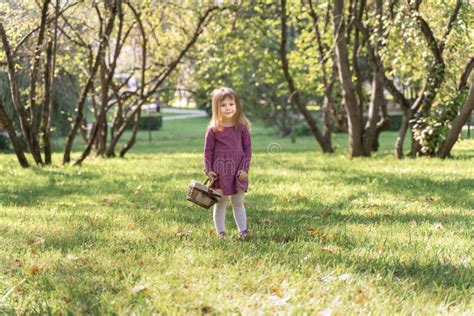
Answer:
[{"left": 161, "top": 107, "right": 207, "bottom": 121}]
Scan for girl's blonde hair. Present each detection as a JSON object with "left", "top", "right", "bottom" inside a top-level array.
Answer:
[{"left": 209, "top": 87, "right": 251, "bottom": 131}]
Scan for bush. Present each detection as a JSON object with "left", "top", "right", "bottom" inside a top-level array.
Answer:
[
  {"left": 126, "top": 114, "right": 163, "bottom": 131},
  {"left": 388, "top": 113, "right": 403, "bottom": 131},
  {"left": 0, "top": 132, "right": 9, "bottom": 152}
]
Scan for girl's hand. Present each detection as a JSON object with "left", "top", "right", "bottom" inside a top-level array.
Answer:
[
  {"left": 206, "top": 171, "right": 218, "bottom": 181},
  {"left": 237, "top": 170, "right": 248, "bottom": 181}
]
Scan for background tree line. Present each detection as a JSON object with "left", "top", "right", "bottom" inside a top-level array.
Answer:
[{"left": 0, "top": 0, "right": 473, "bottom": 168}]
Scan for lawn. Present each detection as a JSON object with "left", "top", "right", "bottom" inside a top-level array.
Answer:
[{"left": 0, "top": 117, "right": 473, "bottom": 314}]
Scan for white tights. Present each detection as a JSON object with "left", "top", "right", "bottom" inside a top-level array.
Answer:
[{"left": 213, "top": 189, "right": 247, "bottom": 233}]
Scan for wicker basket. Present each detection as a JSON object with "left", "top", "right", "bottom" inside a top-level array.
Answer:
[{"left": 186, "top": 178, "right": 222, "bottom": 209}]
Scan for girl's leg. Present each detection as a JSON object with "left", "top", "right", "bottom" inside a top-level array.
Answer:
[
  {"left": 230, "top": 189, "right": 247, "bottom": 232},
  {"left": 213, "top": 189, "right": 228, "bottom": 234}
]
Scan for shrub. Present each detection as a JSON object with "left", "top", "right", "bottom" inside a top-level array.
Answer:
[
  {"left": 0, "top": 132, "right": 9, "bottom": 152},
  {"left": 126, "top": 114, "right": 163, "bottom": 131}
]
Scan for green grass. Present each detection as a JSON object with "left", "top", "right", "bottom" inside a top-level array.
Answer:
[{"left": 0, "top": 117, "right": 473, "bottom": 314}]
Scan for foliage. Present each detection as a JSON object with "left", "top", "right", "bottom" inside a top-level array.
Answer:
[{"left": 126, "top": 114, "right": 162, "bottom": 131}]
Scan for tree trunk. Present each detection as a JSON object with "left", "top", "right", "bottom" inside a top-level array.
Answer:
[
  {"left": 395, "top": 107, "right": 411, "bottom": 159},
  {"left": 40, "top": 37, "right": 54, "bottom": 165},
  {"left": 307, "top": 0, "right": 335, "bottom": 151},
  {"left": 28, "top": 0, "right": 51, "bottom": 146},
  {"left": 0, "top": 99, "right": 29, "bottom": 168},
  {"left": 438, "top": 77, "right": 474, "bottom": 158},
  {"left": 0, "top": 23, "right": 43, "bottom": 165},
  {"left": 63, "top": 4, "right": 117, "bottom": 164},
  {"left": 333, "top": 0, "right": 364, "bottom": 157},
  {"left": 362, "top": 0, "right": 384, "bottom": 154},
  {"left": 280, "top": 0, "right": 333, "bottom": 153},
  {"left": 363, "top": 72, "right": 383, "bottom": 154},
  {"left": 119, "top": 108, "right": 141, "bottom": 158}
]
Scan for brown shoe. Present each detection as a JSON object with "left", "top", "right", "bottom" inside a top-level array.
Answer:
[{"left": 238, "top": 229, "right": 250, "bottom": 240}]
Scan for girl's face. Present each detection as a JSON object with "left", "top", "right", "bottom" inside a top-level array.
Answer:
[{"left": 218, "top": 97, "right": 237, "bottom": 121}]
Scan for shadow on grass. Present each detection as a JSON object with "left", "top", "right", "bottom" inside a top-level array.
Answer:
[{"left": 332, "top": 169, "right": 474, "bottom": 210}]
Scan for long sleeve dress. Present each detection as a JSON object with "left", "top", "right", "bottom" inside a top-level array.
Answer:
[{"left": 203, "top": 124, "right": 252, "bottom": 196}]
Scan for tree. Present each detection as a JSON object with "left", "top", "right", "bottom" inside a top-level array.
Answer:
[{"left": 280, "top": 0, "right": 333, "bottom": 153}]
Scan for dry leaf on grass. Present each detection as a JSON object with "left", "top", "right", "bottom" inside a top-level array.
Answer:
[
  {"left": 355, "top": 295, "right": 367, "bottom": 305},
  {"left": 101, "top": 197, "right": 115, "bottom": 205},
  {"left": 27, "top": 265, "right": 41, "bottom": 275},
  {"left": 28, "top": 236, "right": 45, "bottom": 245},
  {"left": 338, "top": 273, "right": 351, "bottom": 281},
  {"left": 131, "top": 285, "right": 148, "bottom": 294},
  {"left": 133, "top": 185, "right": 142, "bottom": 195},
  {"left": 366, "top": 209, "right": 376, "bottom": 216},
  {"left": 322, "top": 245, "right": 343, "bottom": 254},
  {"left": 176, "top": 228, "right": 191, "bottom": 237},
  {"left": 66, "top": 254, "right": 79, "bottom": 261},
  {"left": 306, "top": 229, "right": 320, "bottom": 236},
  {"left": 434, "top": 222, "right": 444, "bottom": 230}
]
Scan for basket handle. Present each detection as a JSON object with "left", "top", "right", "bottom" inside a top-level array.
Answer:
[{"left": 204, "top": 177, "right": 216, "bottom": 187}]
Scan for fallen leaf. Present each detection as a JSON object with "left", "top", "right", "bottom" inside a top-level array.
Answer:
[
  {"left": 176, "top": 228, "right": 191, "bottom": 237},
  {"left": 29, "top": 236, "right": 45, "bottom": 245},
  {"left": 131, "top": 285, "right": 148, "bottom": 294},
  {"left": 11, "top": 259, "right": 22, "bottom": 269},
  {"left": 136, "top": 258, "right": 145, "bottom": 265},
  {"left": 201, "top": 306, "right": 213, "bottom": 314},
  {"left": 306, "top": 229, "right": 320, "bottom": 236},
  {"left": 27, "top": 265, "right": 41, "bottom": 275},
  {"left": 322, "top": 245, "right": 342, "bottom": 254},
  {"left": 318, "top": 307, "right": 334, "bottom": 316},
  {"left": 101, "top": 197, "right": 114, "bottom": 204},
  {"left": 270, "top": 286, "right": 283, "bottom": 297},
  {"left": 425, "top": 196, "right": 435, "bottom": 202},
  {"left": 133, "top": 185, "right": 142, "bottom": 194},
  {"left": 366, "top": 209, "right": 376, "bottom": 216},
  {"left": 434, "top": 222, "right": 444, "bottom": 230},
  {"left": 127, "top": 223, "right": 136, "bottom": 230},
  {"left": 339, "top": 273, "right": 351, "bottom": 281},
  {"left": 90, "top": 219, "right": 98, "bottom": 225},
  {"left": 355, "top": 295, "right": 366, "bottom": 305},
  {"left": 66, "top": 254, "right": 79, "bottom": 261}
]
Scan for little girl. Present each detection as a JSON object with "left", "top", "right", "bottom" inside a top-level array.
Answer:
[{"left": 203, "top": 87, "right": 252, "bottom": 238}]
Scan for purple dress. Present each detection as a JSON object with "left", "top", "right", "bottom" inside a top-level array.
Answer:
[{"left": 203, "top": 125, "right": 252, "bottom": 196}]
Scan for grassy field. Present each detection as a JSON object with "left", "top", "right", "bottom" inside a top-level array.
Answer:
[{"left": 0, "top": 117, "right": 473, "bottom": 314}]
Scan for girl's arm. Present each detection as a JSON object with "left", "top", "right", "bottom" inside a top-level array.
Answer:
[
  {"left": 238, "top": 126, "right": 252, "bottom": 173},
  {"left": 203, "top": 127, "right": 215, "bottom": 174}
]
